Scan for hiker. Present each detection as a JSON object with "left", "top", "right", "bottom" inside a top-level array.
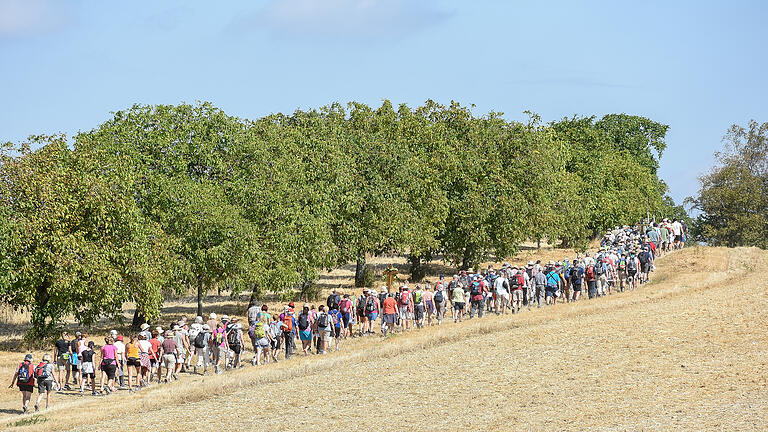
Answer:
[
  {"left": 595, "top": 256, "right": 609, "bottom": 297},
  {"left": 329, "top": 305, "right": 343, "bottom": 351},
  {"left": 268, "top": 315, "right": 284, "bottom": 362},
  {"left": 338, "top": 294, "right": 354, "bottom": 338},
  {"left": 54, "top": 331, "right": 72, "bottom": 391},
  {"left": 638, "top": 247, "right": 652, "bottom": 284},
  {"left": 510, "top": 267, "right": 525, "bottom": 313},
  {"left": 79, "top": 341, "right": 97, "bottom": 395},
  {"left": 494, "top": 269, "right": 510, "bottom": 314},
  {"left": 158, "top": 331, "right": 179, "bottom": 383},
  {"left": 568, "top": 259, "right": 584, "bottom": 301},
  {"left": 327, "top": 289, "right": 341, "bottom": 312},
  {"left": 469, "top": 276, "right": 485, "bottom": 318},
  {"left": 228, "top": 318, "right": 244, "bottom": 369},
  {"left": 433, "top": 280, "right": 447, "bottom": 325},
  {"left": 69, "top": 332, "right": 81, "bottom": 387},
  {"left": 125, "top": 334, "right": 141, "bottom": 392},
  {"left": 355, "top": 291, "right": 368, "bottom": 336},
  {"left": 99, "top": 337, "right": 118, "bottom": 394},
  {"left": 193, "top": 324, "right": 211, "bottom": 374},
  {"left": 297, "top": 304, "right": 313, "bottom": 355},
  {"left": 584, "top": 259, "right": 598, "bottom": 299},
  {"left": 250, "top": 315, "right": 270, "bottom": 365},
  {"left": 365, "top": 289, "right": 380, "bottom": 334},
  {"left": 9, "top": 354, "right": 35, "bottom": 413},
  {"left": 381, "top": 292, "right": 398, "bottom": 335},
  {"left": 188, "top": 316, "right": 204, "bottom": 371},
  {"left": 149, "top": 329, "right": 162, "bottom": 383},
  {"left": 533, "top": 265, "right": 547, "bottom": 307},
  {"left": 545, "top": 263, "right": 561, "bottom": 305},
  {"left": 451, "top": 281, "right": 465, "bottom": 322},
  {"left": 32, "top": 354, "right": 57, "bottom": 411},
  {"left": 172, "top": 324, "right": 189, "bottom": 375},
  {"left": 626, "top": 251, "right": 639, "bottom": 291},
  {"left": 280, "top": 306, "right": 297, "bottom": 359},
  {"left": 211, "top": 322, "right": 228, "bottom": 374},
  {"left": 617, "top": 253, "right": 629, "bottom": 292},
  {"left": 316, "top": 305, "right": 333, "bottom": 354},
  {"left": 111, "top": 332, "right": 127, "bottom": 388},
  {"left": 397, "top": 286, "right": 414, "bottom": 330},
  {"left": 413, "top": 284, "right": 426, "bottom": 328},
  {"left": 136, "top": 333, "right": 152, "bottom": 387},
  {"left": 423, "top": 284, "right": 435, "bottom": 326}
]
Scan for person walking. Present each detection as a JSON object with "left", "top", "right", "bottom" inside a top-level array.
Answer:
[
  {"left": 33, "top": 354, "right": 57, "bottom": 411},
  {"left": 53, "top": 332, "right": 72, "bottom": 391},
  {"left": 124, "top": 335, "right": 141, "bottom": 392},
  {"left": 9, "top": 354, "right": 35, "bottom": 413}
]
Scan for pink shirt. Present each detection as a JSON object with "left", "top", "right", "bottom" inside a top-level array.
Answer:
[{"left": 100, "top": 344, "right": 117, "bottom": 360}]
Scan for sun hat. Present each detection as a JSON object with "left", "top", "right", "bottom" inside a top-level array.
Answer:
[
  {"left": 202, "top": 324, "right": 211, "bottom": 331},
  {"left": 221, "top": 315, "right": 229, "bottom": 322},
  {"left": 195, "top": 316, "right": 203, "bottom": 324},
  {"left": 303, "top": 303, "right": 310, "bottom": 309},
  {"left": 209, "top": 312, "right": 217, "bottom": 319},
  {"left": 109, "top": 330, "right": 118, "bottom": 337},
  {"left": 24, "top": 354, "right": 33, "bottom": 361},
  {"left": 116, "top": 335, "right": 124, "bottom": 341},
  {"left": 75, "top": 331, "right": 82, "bottom": 337},
  {"left": 140, "top": 323, "right": 150, "bottom": 330},
  {"left": 42, "top": 354, "right": 51, "bottom": 362}
]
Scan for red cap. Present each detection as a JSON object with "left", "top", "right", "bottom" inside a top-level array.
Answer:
[
  {"left": 288, "top": 302, "right": 295, "bottom": 308},
  {"left": 116, "top": 335, "right": 124, "bottom": 341}
]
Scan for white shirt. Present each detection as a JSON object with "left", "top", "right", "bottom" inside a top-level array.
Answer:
[
  {"left": 114, "top": 340, "right": 125, "bottom": 356},
  {"left": 494, "top": 277, "right": 508, "bottom": 295},
  {"left": 672, "top": 221, "right": 683, "bottom": 236}
]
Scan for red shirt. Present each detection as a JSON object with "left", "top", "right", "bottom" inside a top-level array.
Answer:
[
  {"left": 382, "top": 297, "right": 397, "bottom": 314},
  {"left": 149, "top": 338, "right": 161, "bottom": 359}
]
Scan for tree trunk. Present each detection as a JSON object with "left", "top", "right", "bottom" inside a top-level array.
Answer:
[
  {"left": 537, "top": 238, "right": 541, "bottom": 249},
  {"left": 355, "top": 251, "right": 367, "bottom": 288},
  {"left": 409, "top": 254, "right": 427, "bottom": 282},
  {"left": 29, "top": 277, "right": 52, "bottom": 340},
  {"left": 248, "top": 283, "right": 259, "bottom": 308},
  {"left": 131, "top": 308, "right": 147, "bottom": 330},
  {"left": 197, "top": 275, "right": 204, "bottom": 317},
  {"left": 460, "top": 246, "right": 472, "bottom": 271}
]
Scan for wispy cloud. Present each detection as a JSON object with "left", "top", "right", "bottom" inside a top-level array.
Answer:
[
  {"left": 0, "top": 0, "right": 66, "bottom": 39},
  {"left": 232, "top": 0, "right": 452, "bottom": 39}
]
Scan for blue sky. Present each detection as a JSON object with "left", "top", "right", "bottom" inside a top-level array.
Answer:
[{"left": 1, "top": 0, "right": 766, "bottom": 203}]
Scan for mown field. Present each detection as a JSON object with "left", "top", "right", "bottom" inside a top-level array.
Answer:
[{"left": 1, "top": 246, "right": 766, "bottom": 431}]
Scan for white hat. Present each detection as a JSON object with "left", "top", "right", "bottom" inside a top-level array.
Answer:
[
  {"left": 140, "top": 323, "right": 150, "bottom": 330},
  {"left": 195, "top": 316, "right": 203, "bottom": 324},
  {"left": 172, "top": 325, "right": 181, "bottom": 331},
  {"left": 221, "top": 315, "right": 229, "bottom": 321},
  {"left": 209, "top": 313, "right": 217, "bottom": 319},
  {"left": 109, "top": 329, "right": 118, "bottom": 337},
  {"left": 202, "top": 324, "right": 211, "bottom": 331}
]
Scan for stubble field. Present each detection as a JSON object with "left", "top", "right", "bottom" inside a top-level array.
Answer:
[{"left": 1, "top": 246, "right": 767, "bottom": 431}]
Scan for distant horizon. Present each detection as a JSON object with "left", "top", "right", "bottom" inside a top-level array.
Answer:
[{"left": 2, "top": 0, "right": 766, "bottom": 204}]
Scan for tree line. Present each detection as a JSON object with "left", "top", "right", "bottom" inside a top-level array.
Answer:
[{"left": 0, "top": 100, "right": 678, "bottom": 339}]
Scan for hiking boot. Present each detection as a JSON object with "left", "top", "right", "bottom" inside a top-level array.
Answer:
[{"left": 22, "top": 405, "right": 27, "bottom": 414}]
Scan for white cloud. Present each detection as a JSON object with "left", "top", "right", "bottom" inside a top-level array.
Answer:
[
  {"left": 0, "top": 0, "right": 65, "bottom": 38},
  {"left": 235, "top": 0, "right": 451, "bottom": 38}
]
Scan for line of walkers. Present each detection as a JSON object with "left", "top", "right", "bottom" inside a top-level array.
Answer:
[{"left": 9, "top": 221, "right": 684, "bottom": 414}]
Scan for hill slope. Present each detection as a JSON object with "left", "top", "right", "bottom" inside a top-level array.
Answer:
[{"left": 6, "top": 246, "right": 768, "bottom": 431}]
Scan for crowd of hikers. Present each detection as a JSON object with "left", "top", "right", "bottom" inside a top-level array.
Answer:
[{"left": 8, "top": 220, "right": 687, "bottom": 413}]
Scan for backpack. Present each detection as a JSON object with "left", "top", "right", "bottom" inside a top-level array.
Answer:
[
  {"left": 188, "top": 326, "right": 200, "bottom": 341},
  {"left": 586, "top": 265, "right": 595, "bottom": 280},
  {"left": 194, "top": 331, "right": 206, "bottom": 349},
  {"left": 227, "top": 327, "right": 241, "bottom": 347},
  {"left": 595, "top": 262, "right": 606, "bottom": 275},
  {"left": 282, "top": 314, "right": 293, "bottom": 333},
  {"left": 414, "top": 291, "right": 423, "bottom": 304},
  {"left": 400, "top": 291, "right": 410, "bottom": 306},
  {"left": 546, "top": 272, "right": 559, "bottom": 289},
  {"left": 316, "top": 312, "right": 329, "bottom": 328},
  {"left": 516, "top": 273, "right": 525, "bottom": 288},
  {"left": 434, "top": 289, "right": 444, "bottom": 303},
  {"left": 510, "top": 275, "right": 520, "bottom": 288},
  {"left": 298, "top": 313, "right": 310, "bottom": 331},
  {"left": 339, "top": 299, "right": 351, "bottom": 313},
  {"left": 34, "top": 362, "right": 48, "bottom": 382},
  {"left": 619, "top": 259, "right": 627, "bottom": 271},
  {"left": 638, "top": 252, "right": 649, "bottom": 264},
  {"left": 214, "top": 329, "right": 224, "bottom": 345},
  {"left": 17, "top": 361, "right": 32, "bottom": 384},
  {"left": 356, "top": 296, "right": 367, "bottom": 314},
  {"left": 470, "top": 282, "right": 481, "bottom": 296},
  {"left": 627, "top": 259, "right": 637, "bottom": 272},
  {"left": 570, "top": 267, "right": 582, "bottom": 283},
  {"left": 365, "top": 296, "right": 377, "bottom": 313},
  {"left": 327, "top": 294, "right": 341, "bottom": 311},
  {"left": 378, "top": 293, "right": 387, "bottom": 307}
]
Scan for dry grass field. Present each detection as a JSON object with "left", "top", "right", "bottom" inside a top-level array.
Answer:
[{"left": 1, "top": 246, "right": 767, "bottom": 431}]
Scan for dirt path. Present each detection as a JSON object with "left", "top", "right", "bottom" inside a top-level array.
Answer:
[{"left": 5, "top": 247, "right": 768, "bottom": 431}]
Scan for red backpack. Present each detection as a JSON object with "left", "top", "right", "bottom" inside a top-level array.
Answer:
[
  {"left": 282, "top": 314, "right": 293, "bottom": 333},
  {"left": 515, "top": 273, "right": 525, "bottom": 289},
  {"left": 586, "top": 265, "right": 595, "bottom": 280}
]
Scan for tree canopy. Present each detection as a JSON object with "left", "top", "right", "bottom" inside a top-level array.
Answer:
[{"left": 0, "top": 101, "right": 678, "bottom": 338}]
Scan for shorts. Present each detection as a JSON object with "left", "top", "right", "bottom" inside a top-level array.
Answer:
[
  {"left": 37, "top": 379, "right": 54, "bottom": 393},
  {"left": 18, "top": 383, "right": 34, "bottom": 393},
  {"left": 398, "top": 309, "right": 412, "bottom": 320},
  {"left": 270, "top": 339, "right": 279, "bottom": 350},
  {"left": 545, "top": 288, "right": 557, "bottom": 297},
  {"left": 675, "top": 235, "right": 682, "bottom": 242},
  {"left": 81, "top": 361, "right": 94, "bottom": 375},
  {"left": 255, "top": 338, "right": 269, "bottom": 349},
  {"left": 366, "top": 312, "right": 378, "bottom": 321},
  {"left": 162, "top": 353, "right": 177, "bottom": 369},
  {"left": 383, "top": 313, "right": 396, "bottom": 324},
  {"left": 414, "top": 305, "right": 424, "bottom": 320},
  {"left": 299, "top": 330, "right": 312, "bottom": 341},
  {"left": 453, "top": 302, "right": 465, "bottom": 311},
  {"left": 333, "top": 326, "right": 341, "bottom": 338},
  {"left": 101, "top": 363, "right": 117, "bottom": 380},
  {"left": 150, "top": 359, "right": 158, "bottom": 368},
  {"left": 511, "top": 289, "right": 523, "bottom": 302},
  {"left": 318, "top": 330, "right": 332, "bottom": 343},
  {"left": 425, "top": 300, "right": 434, "bottom": 314},
  {"left": 127, "top": 357, "right": 141, "bottom": 368},
  {"left": 341, "top": 312, "right": 351, "bottom": 327},
  {"left": 572, "top": 284, "right": 582, "bottom": 292},
  {"left": 641, "top": 263, "right": 650, "bottom": 273},
  {"left": 57, "top": 354, "right": 69, "bottom": 370}
]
